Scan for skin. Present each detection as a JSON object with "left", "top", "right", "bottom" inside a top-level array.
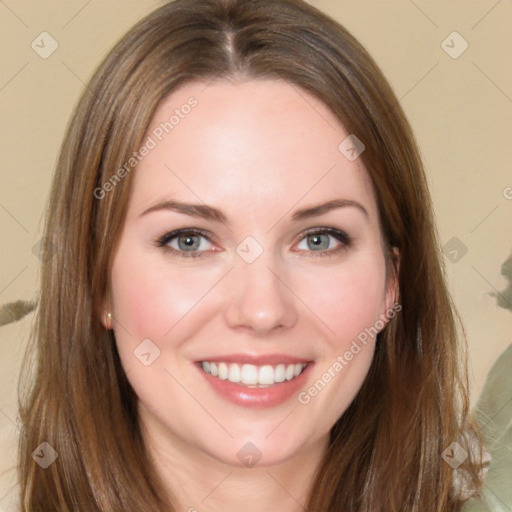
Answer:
[{"left": 105, "top": 79, "right": 398, "bottom": 511}]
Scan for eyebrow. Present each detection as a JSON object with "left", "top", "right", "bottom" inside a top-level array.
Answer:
[{"left": 139, "top": 198, "right": 369, "bottom": 223}]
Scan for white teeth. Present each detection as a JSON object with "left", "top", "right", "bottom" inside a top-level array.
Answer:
[
  {"left": 241, "top": 364, "right": 258, "bottom": 385},
  {"left": 228, "top": 363, "right": 241, "bottom": 383},
  {"left": 200, "top": 361, "right": 308, "bottom": 387},
  {"left": 258, "top": 365, "right": 275, "bottom": 385},
  {"left": 218, "top": 362, "right": 228, "bottom": 380},
  {"left": 274, "top": 364, "right": 286, "bottom": 383}
]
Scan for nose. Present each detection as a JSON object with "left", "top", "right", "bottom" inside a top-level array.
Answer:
[{"left": 223, "top": 255, "right": 298, "bottom": 336}]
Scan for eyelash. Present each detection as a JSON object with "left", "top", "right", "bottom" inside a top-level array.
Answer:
[{"left": 155, "top": 227, "right": 352, "bottom": 259}]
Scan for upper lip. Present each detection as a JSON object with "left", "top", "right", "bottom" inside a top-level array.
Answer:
[{"left": 196, "top": 354, "right": 312, "bottom": 365}]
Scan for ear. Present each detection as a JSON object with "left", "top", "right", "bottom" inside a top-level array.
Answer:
[
  {"left": 99, "top": 296, "right": 113, "bottom": 330},
  {"left": 383, "top": 246, "right": 400, "bottom": 319},
  {"left": 101, "top": 311, "right": 113, "bottom": 330}
]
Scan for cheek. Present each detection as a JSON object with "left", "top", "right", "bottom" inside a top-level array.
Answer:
[
  {"left": 291, "top": 257, "right": 386, "bottom": 426},
  {"left": 293, "top": 254, "right": 387, "bottom": 347},
  {"left": 110, "top": 244, "right": 217, "bottom": 341}
]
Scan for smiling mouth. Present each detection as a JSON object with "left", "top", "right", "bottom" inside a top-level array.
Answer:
[{"left": 199, "top": 361, "right": 309, "bottom": 388}]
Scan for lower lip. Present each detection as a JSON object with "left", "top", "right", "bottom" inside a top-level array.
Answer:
[{"left": 197, "top": 362, "right": 314, "bottom": 409}]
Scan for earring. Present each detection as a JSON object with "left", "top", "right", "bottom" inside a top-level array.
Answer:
[{"left": 105, "top": 312, "right": 113, "bottom": 329}]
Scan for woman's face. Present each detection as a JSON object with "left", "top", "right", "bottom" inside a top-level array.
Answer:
[{"left": 107, "top": 79, "right": 397, "bottom": 468}]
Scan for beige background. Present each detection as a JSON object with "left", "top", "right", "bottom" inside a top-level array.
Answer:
[{"left": 0, "top": 0, "right": 511, "bottom": 406}]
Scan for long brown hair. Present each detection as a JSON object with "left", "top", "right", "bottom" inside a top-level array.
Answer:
[{"left": 18, "top": 0, "right": 485, "bottom": 510}]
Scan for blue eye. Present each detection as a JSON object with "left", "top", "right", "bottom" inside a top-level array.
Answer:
[
  {"left": 296, "top": 228, "right": 352, "bottom": 257},
  {"left": 156, "top": 227, "right": 352, "bottom": 259},
  {"left": 156, "top": 229, "right": 214, "bottom": 258}
]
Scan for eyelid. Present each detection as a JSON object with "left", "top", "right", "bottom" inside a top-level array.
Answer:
[
  {"left": 156, "top": 227, "right": 216, "bottom": 246},
  {"left": 295, "top": 227, "right": 351, "bottom": 246},
  {"left": 156, "top": 226, "right": 352, "bottom": 258},
  {"left": 155, "top": 228, "right": 219, "bottom": 258}
]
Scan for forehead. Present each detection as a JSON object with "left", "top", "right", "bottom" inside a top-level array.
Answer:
[{"left": 127, "top": 79, "right": 377, "bottom": 222}]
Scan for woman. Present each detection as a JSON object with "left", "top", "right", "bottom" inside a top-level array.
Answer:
[{"left": 17, "top": 0, "right": 486, "bottom": 510}]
